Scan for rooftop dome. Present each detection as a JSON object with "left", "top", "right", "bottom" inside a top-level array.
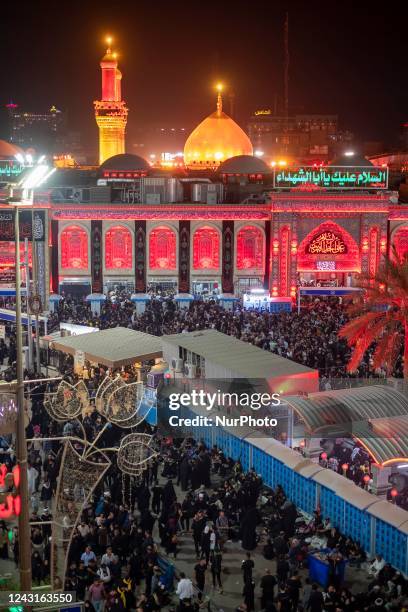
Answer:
[
  {"left": 0, "top": 140, "right": 24, "bottom": 159},
  {"left": 184, "top": 90, "right": 253, "bottom": 170},
  {"left": 330, "top": 153, "right": 373, "bottom": 167},
  {"left": 218, "top": 154, "right": 269, "bottom": 174},
  {"left": 99, "top": 153, "right": 150, "bottom": 173}
]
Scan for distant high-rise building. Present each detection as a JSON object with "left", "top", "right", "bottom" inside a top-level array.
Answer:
[
  {"left": 248, "top": 111, "right": 354, "bottom": 162},
  {"left": 94, "top": 38, "right": 128, "bottom": 164},
  {"left": 6, "top": 103, "right": 65, "bottom": 152}
]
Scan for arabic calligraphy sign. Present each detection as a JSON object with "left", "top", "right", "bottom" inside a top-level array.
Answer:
[
  {"left": 0, "top": 161, "right": 24, "bottom": 179},
  {"left": 274, "top": 166, "right": 388, "bottom": 190},
  {"left": 308, "top": 231, "right": 347, "bottom": 255}
]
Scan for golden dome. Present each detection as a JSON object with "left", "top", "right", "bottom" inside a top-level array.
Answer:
[{"left": 184, "top": 90, "right": 253, "bottom": 170}]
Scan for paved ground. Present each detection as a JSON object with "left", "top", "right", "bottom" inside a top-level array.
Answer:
[
  {"left": 157, "top": 474, "right": 372, "bottom": 612},
  {"left": 0, "top": 465, "right": 373, "bottom": 611}
]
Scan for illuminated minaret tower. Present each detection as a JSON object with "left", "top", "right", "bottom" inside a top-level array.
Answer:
[{"left": 94, "top": 37, "right": 128, "bottom": 164}]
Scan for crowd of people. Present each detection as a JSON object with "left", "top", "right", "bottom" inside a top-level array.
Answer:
[
  {"left": 5, "top": 432, "right": 407, "bottom": 611},
  {"left": 42, "top": 292, "right": 398, "bottom": 380},
  {"left": 0, "top": 293, "right": 407, "bottom": 610}
]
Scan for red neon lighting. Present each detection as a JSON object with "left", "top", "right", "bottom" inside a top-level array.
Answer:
[
  {"left": 149, "top": 226, "right": 177, "bottom": 269},
  {"left": 297, "top": 221, "right": 361, "bottom": 273},
  {"left": 105, "top": 225, "right": 133, "bottom": 269},
  {"left": 0, "top": 464, "right": 7, "bottom": 487},
  {"left": 60, "top": 225, "right": 88, "bottom": 270},
  {"left": 0, "top": 462, "right": 20, "bottom": 519},
  {"left": 13, "top": 495, "right": 21, "bottom": 516},
  {"left": 0, "top": 494, "right": 14, "bottom": 519},
  {"left": 236, "top": 225, "right": 264, "bottom": 270},
  {"left": 369, "top": 228, "right": 379, "bottom": 277},
  {"left": 279, "top": 226, "right": 290, "bottom": 296},
  {"left": 392, "top": 226, "right": 408, "bottom": 261},
  {"left": 12, "top": 465, "right": 20, "bottom": 489},
  {"left": 193, "top": 226, "right": 220, "bottom": 270}
]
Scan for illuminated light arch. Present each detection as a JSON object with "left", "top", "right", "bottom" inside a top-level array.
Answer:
[
  {"left": 149, "top": 226, "right": 177, "bottom": 270},
  {"left": 391, "top": 226, "right": 408, "bottom": 260},
  {"left": 60, "top": 225, "right": 89, "bottom": 270},
  {"left": 236, "top": 225, "right": 265, "bottom": 270},
  {"left": 297, "top": 221, "right": 360, "bottom": 272},
  {"left": 105, "top": 225, "right": 133, "bottom": 270},
  {"left": 193, "top": 225, "right": 220, "bottom": 270}
]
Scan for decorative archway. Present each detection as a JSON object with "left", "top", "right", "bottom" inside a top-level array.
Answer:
[
  {"left": 236, "top": 225, "right": 265, "bottom": 270},
  {"left": 193, "top": 226, "right": 220, "bottom": 270},
  {"left": 60, "top": 225, "right": 89, "bottom": 270},
  {"left": 105, "top": 225, "right": 133, "bottom": 270},
  {"left": 297, "top": 221, "right": 360, "bottom": 272},
  {"left": 149, "top": 226, "right": 177, "bottom": 270}
]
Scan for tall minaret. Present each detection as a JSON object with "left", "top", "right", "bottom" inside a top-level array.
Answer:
[{"left": 94, "top": 37, "right": 128, "bottom": 164}]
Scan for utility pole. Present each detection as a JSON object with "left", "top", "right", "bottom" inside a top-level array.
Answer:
[
  {"left": 14, "top": 205, "right": 32, "bottom": 590},
  {"left": 283, "top": 12, "right": 289, "bottom": 153}
]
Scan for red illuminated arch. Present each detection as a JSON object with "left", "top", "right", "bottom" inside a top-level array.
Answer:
[
  {"left": 149, "top": 226, "right": 177, "bottom": 269},
  {"left": 60, "top": 225, "right": 88, "bottom": 270},
  {"left": 297, "top": 221, "right": 360, "bottom": 272},
  {"left": 105, "top": 225, "right": 133, "bottom": 269},
  {"left": 193, "top": 226, "right": 220, "bottom": 270},
  {"left": 236, "top": 225, "right": 264, "bottom": 270},
  {"left": 392, "top": 226, "right": 408, "bottom": 260}
]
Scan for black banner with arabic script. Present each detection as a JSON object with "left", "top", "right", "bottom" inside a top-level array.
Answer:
[{"left": 0, "top": 209, "right": 46, "bottom": 241}]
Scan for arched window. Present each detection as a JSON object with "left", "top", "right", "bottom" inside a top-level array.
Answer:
[
  {"left": 236, "top": 226, "right": 264, "bottom": 269},
  {"left": 193, "top": 226, "right": 220, "bottom": 270},
  {"left": 105, "top": 226, "right": 133, "bottom": 269},
  {"left": 393, "top": 227, "right": 408, "bottom": 260},
  {"left": 149, "top": 226, "right": 177, "bottom": 269},
  {"left": 60, "top": 225, "right": 88, "bottom": 269}
]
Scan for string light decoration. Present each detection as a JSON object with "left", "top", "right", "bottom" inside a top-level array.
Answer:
[
  {"left": 117, "top": 433, "right": 158, "bottom": 476},
  {"left": 103, "top": 382, "right": 145, "bottom": 427},
  {"left": 51, "top": 442, "right": 110, "bottom": 590},
  {"left": 44, "top": 380, "right": 88, "bottom": 421},
  {"left": 46, "top": 376, "right": 159, "bottom": 590}
]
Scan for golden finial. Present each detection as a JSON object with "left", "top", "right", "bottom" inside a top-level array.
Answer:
[
  {"left": 216, "top": 83, "right": 223, "bottom": 116},
  {"left": 105, "top": 35, "right": 113, "bottom": 53}
]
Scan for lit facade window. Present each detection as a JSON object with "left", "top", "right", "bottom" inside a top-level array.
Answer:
[
  {"left": 393, "top": 227, "right": 408, "bottom": 260},
  {"left": 60, "top": 225, "right": 88, "bottom": 270},
  {"left": 193, "top": 226, "right": 220, "bottom": 270},
  {"left": 149, "top": 226, "right": 177, "bottom": 269},
  {"left": 236, "top": 226, "right": 264, "bottom": 269},
  {"left": 105, "top": 225, "right": 133, "bottom": 269}
]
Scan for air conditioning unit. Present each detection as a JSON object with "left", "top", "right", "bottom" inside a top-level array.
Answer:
[
  {"left": 171, "top": 358, "right": 184, "bottom": 372},
  {"left": 184, "top": 363, "right": 196, "bottom": 378}
]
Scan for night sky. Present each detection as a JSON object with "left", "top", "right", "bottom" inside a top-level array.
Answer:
[{"left": 1, "top": 0, "right": 407, "bottom": 149}]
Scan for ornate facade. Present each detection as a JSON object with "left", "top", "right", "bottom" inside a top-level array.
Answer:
[{"left": 2, "top": 182, "right": 401, "bottom": 305}]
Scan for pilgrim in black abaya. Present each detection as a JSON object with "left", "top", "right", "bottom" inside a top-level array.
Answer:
[{"left": 241, "top": 506, "right": 259, "bottom": 551}]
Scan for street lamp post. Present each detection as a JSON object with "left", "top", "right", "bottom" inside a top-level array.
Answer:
[{"left": 14, "top": 205, "right": 32, "bottom": 590}]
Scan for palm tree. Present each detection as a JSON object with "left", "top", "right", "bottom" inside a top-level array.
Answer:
[{"left": 339, "top": 249, "right": 408, "bottom": 378}]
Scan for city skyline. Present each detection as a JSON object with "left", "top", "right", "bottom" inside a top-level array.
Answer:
[{"left": 1, "top": 1, "right": 407, "bottom": 150}]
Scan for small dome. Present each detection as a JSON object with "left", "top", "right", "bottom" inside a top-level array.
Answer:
[
  {"left": 218, "top": 155, "right": 269, "bottom": 174},
  {"left": 99, "top": 153, "right": 150, "bottom": 173},
  {"left": 0, "top": 140, "right": 24, "bottom": 159},
  {"left": 184, "top": 91, "right": 253, "bottom": 170},
  {"left": 330, "top": 153, "right": 373, "bottom": 167}
]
